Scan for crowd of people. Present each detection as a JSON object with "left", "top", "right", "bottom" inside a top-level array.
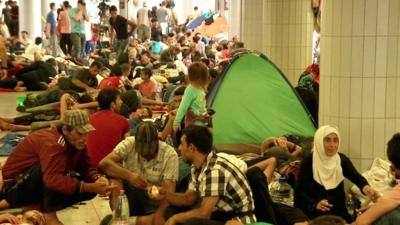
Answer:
[{"left": 0, "top": 1, "right": 398, "bottom": 225}]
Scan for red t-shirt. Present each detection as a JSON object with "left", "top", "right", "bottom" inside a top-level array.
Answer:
[
  {"left": 138, "top": 80, "right": 157, "bottom": 98},
  {"left": 98, "top": 76, "right": 123, "bottom": 90},
  {"left": 87, "top": 110, "right": 130, "bottom": 166}
]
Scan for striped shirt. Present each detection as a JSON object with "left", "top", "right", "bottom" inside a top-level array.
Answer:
[
  {"left": 113, "top": 137, "right": 178, "bottom": 185},
  {"left": 188, "top": 151, "right": 256, "bottom": 224}
]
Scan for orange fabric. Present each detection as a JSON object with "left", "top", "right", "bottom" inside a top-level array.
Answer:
[{"left": 194, "top": 17, "right": 229, "bottom": 38}]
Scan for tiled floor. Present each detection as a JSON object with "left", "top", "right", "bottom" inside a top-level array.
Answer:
[{"left": 0, "top": 92, "right": 111, "bottom": 224}]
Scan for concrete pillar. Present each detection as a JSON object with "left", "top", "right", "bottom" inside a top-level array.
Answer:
[
  {"left": 319, "top": 0, "right": 400, "bottom": 170},
  {"left": 19, "top": 0, "right": 43, "bottom": 39},
  {"left": 41, "top": 0, "right": 52, "bottom": 32},
  {"left": 241, "top": 0, "right": 314, "bottom": 85}
]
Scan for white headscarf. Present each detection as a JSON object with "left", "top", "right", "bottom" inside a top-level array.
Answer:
[{"left": 312, "top": 125, "right": 344, "bottom": 190}]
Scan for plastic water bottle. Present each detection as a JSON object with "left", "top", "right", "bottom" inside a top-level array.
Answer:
[
  {"left": 113, "top": 190, "right": 130, "bottom": 225},
  {"left": 269, "top": 177, "right": 294, "bottom": 207},
  {"left": 346, "top": 193, "right": 355, "bottom": 220}
]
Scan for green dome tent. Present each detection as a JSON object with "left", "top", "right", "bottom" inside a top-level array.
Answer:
[{"left": 207, "top": 52, "right": 316, "bottom": 153}]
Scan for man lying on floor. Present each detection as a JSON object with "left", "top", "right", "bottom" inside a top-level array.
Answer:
[{"left": 0, "top": 109, "right": 115, "bottom": 225}]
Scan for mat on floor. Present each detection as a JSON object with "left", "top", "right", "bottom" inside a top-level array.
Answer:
[{"left": 0, "top": 132, "right": 26, "bottom": 156}]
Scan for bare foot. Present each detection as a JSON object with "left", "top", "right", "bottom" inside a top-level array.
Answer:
[{"left": 14, "top": 86, "right": 27, "bottom": 92}]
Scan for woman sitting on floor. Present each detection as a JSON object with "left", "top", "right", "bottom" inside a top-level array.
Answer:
[{"left": 294, "top": 125, "right": 379, "bottom": 222}]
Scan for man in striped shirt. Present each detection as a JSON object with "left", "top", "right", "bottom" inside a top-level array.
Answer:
[{"left": 161, "top": 125, "right": 257, "bottom": 225}]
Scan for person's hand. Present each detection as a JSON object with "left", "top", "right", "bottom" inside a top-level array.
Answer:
[
  {"left": 0, "top": 213, "right": 21, "bottom": 224},
  {"left": 276, "top": 137, "right": 288, "bottom": 150},
  {"left": 128, "top": 172, "right": 148, "bottom": 189},
  {"left": 95, "top": 176, "right": 109, "bottom": 185},
  {"left": 356, "top": 205, "right": 370, "bottom": 216},
  {"left": 164, "top": 216, "right": 177, "bottom": 225},
  {"left": 316, "top": 199, "right": 333, "bottom": 212},
  {"left": 22, "top": 210, "right": 45, "bottom": 225},
  {"left": 84, "top": 182, "right": 117, "bottom": 196},
  {"left": 95, "top": 176, "right": 112, "bottom": 197},
  {"left": 86, "top": 87, "right": 96, "bottom": 93},
  {"left": 152, "top": 210, "right": 165, "bottom": 225},
  {"left": 362, "top": 185, "right": 380, "bottom": 202}
]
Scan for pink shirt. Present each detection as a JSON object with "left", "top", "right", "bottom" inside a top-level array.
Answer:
[
  {"left": 139, "top": 80, "right": 157, "bottom": 98},
  {"left": 58, "top": 10, "right": 71, "bottom": 34}
]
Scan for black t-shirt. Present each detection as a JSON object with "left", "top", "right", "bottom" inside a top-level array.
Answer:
[
  {"left": 58, "top": 68, "right": 97, "bottom": 92},
  {"left": 151, "top": 27, "right": 162, "bottom": 42},
  {"left": 110, "top": 15, "right": 128, "bottom": 40}
]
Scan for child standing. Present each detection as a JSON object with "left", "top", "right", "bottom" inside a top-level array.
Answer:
[{"left": 173, "top": 62, "right": 209, "bottom": 132}]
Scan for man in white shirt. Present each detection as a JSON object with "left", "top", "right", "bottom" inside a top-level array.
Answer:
[
  {"left": 24, "top": 37, "right": 43, "bottom": 62},
  {"left": 100, "top": 121, "right": 178, "bottom": 225},
  {"left": 20, "top": 31, "right": 32, "bottom": 48}
]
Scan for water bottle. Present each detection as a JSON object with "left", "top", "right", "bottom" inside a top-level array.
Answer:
[
  {"left": 346, "top": 193, "right": 355, "bottom": 220},
  {"left": 113, "top": 190, "right": 130, "bottom": 225},
  {"left": 269, "top": 177, "right": 294, "bottom": 207}
]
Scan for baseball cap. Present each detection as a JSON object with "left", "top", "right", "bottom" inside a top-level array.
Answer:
[
  {"left": 62, "top": 110, "right": 95, "bottom": 134},
  {"left": 135, "top": 121, "right": 158, "bottom": 156}
]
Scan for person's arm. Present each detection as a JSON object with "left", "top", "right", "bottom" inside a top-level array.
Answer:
[
  {"left": 59, "top": 93, "right": 73, "bottom": 121},
  {"left": 155, "top": 149, "right": 179, "bottom": 213},
  {"left": 99, "top": 138, "right": 148, "bottom": 189},
  {"left": 99, "top": 150, "right": 134, "bottom": 181},
  {"left": 166, "top": 196, "right": 219, "bottom": 224},
  {"left": 127, "top": 19, "right": 137, "bottom": 28},
  {"left": 294, "top": 154, "right": 321, "bottom": 212},
  {"left": 71, "top": 78, "right": 95, "bottom": 91},
  {"left": 41, "top": 143, "right": 110, "bottom": 196},
  {"left": 164, "top": 189, "right": 198, "bottom": 207},
  {"left": 341, "top": 154, "right": 380, "bottom": 201},
  {"left": 354, "top": 198, "right": 400, "bottom": 225},
  {"left": 141, "top": 96, "right": 164, "bottom": 105},
  {"left": 74, "top": 101, "right": 99, "bottom": 110},
  {"left": 71, "top": 70, "right": 97, "bottom": 91},
  {"left": 287, "top": 141, "right": 303, "bottom": 157},
  {"left": 153, "top": 179, "right": 176, "bottom": 225},
  {"left": 260, "top": 137, "right": 277, "bottom": 153},
  {"left": 72, "top": 8, "right": 83, "bottom": 21},
  {"left": 108, "top": 17, "right": 115, "bottom": 42},
  {"left": 0, "top": 213, "right": 20, "bottom": 224},
  {"left": 173, "top": 87, "right": 194, "bottom": 126},
  {"left": 341, "top": 153, "right": 369, "bottom": 191}
]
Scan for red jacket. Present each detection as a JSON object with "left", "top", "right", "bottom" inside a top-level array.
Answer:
[{"left": 3, "top": 127, "right": 100, "bottom": 195}]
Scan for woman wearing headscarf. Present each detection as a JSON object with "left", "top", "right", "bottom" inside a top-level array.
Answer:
[{"left": 294, "top": 125, "right": 379, "bottom": 222}]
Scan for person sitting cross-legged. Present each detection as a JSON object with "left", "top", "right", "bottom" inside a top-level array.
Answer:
[
  {"left": 99, "top": 121, "right": 179, "bottom": 225},
  {"left": 0, "top": 109, "right": 115, "bottom": 225}
]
